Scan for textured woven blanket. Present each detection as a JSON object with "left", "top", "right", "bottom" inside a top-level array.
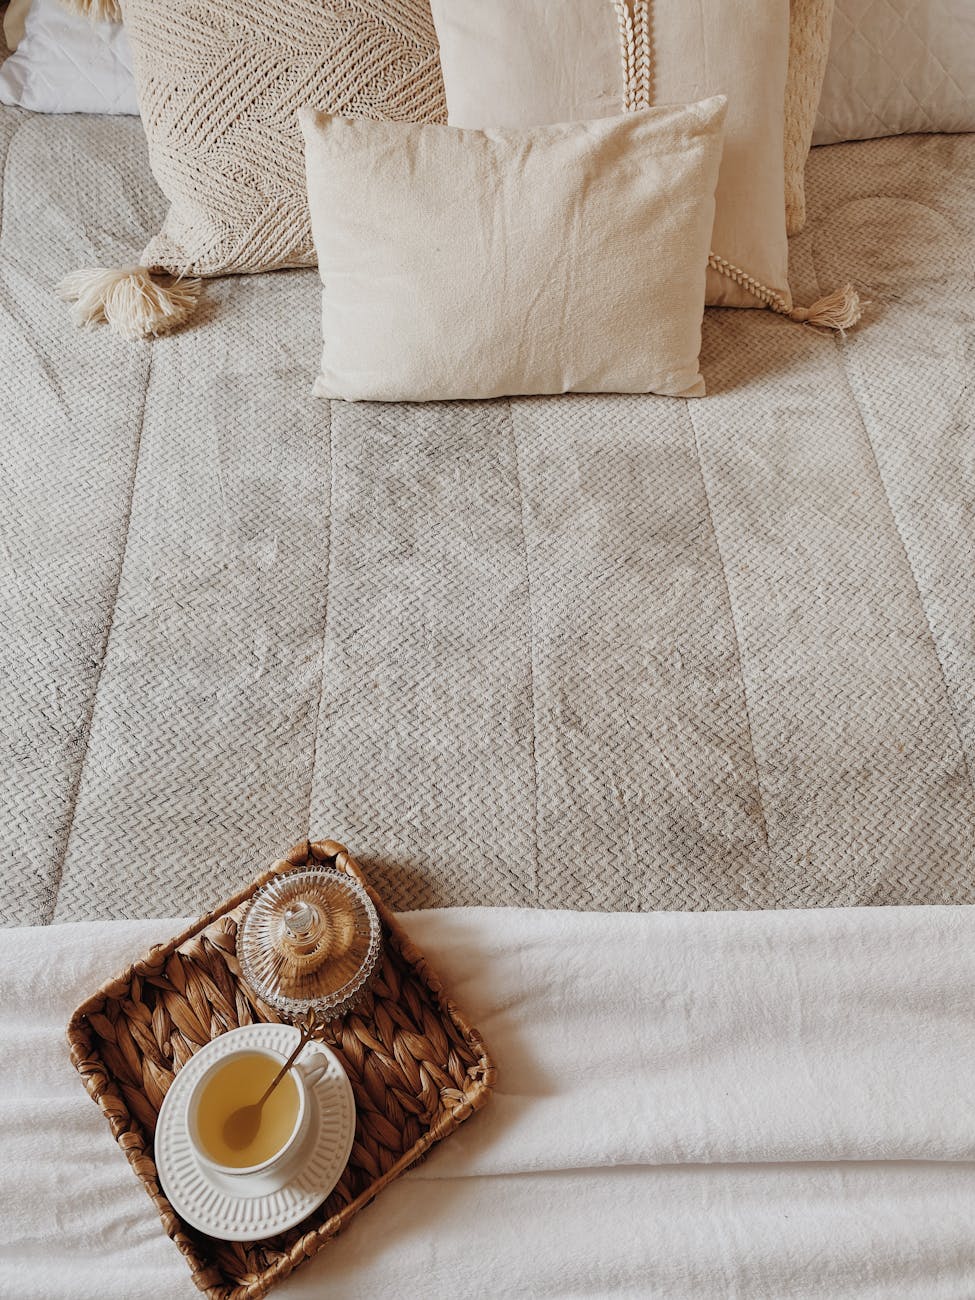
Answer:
[{"left": 1, "top": 108, "right": 973, "bottom": 923}]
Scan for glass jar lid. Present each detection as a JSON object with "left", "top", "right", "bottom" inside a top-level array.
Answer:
[{"left": 236, "top": 867, "right": 382, "bottom": 1020}]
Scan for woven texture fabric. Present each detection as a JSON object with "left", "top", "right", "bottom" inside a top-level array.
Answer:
[
  {"left": 784, "top": 0, "right": 835, "bottom": 234},
  {"left": 121, "top": 0, "right": 446, "bottom": 277},
  {"left": 1, "top": 109, "right": 974, "bottom": 924}
]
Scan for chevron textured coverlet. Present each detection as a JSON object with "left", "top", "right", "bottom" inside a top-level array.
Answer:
[{"left": 1, "top": 105, "right": 974, "bottom": 924}]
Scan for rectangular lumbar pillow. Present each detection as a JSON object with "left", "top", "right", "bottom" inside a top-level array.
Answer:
[
  {"left": 300, "top": 98, "right": 727, "bottom": 403},
  {"left": 429, "top": 0, "right": 851, "bottom": 321}
]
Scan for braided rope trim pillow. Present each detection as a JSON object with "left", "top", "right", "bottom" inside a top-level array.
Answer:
[
  {"left": 111, "top": 0, "right": 447, "bottom": 279},
  {"left": 613, "top": 0, "right": 857, "bottom": 330},
  {"left": 612, "top": 0, "right": 834, "bottom": 238}
]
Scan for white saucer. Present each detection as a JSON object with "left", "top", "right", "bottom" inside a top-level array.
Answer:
[{"left": 155, "top": 1023, "right": 356, "bottom": 1242}]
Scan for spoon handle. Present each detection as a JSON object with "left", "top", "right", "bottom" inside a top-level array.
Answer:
[{"left": 257, "top": 1023, "right": 312, "bottom": 1106}]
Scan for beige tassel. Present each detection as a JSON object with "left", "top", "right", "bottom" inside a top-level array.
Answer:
[
  {"left": 707, "top": 251, "right": 864, "bottom": 335},
  {"left": 785, "top": 284, "right": 863, "bottom": 334},
  {"left": 57, "top": 266, "right": 201, "bottom": 341},
  {"left": 57, "top": 0, "right": 123, "bottom": 21}
]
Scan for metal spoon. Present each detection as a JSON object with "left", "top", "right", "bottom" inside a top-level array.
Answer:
[{"left": 221, "top": 1023, "right": 313, "bottom": 1152}]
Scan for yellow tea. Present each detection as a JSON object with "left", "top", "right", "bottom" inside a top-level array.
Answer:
[{"left": 195, "top": 1052, "right": 300, "bottom": 1169}]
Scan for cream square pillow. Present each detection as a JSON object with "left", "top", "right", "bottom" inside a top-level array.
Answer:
[
  {"left": 58, "top": 0, "right": 447, "bottom": 339},
  {"left": 300, "top": 99, "right": 727, "bottom": 403},
  {"left": 814, "top": 0, "right": 975, "bottom": 144},
  {"left": 429, "top": 0, "right": 837, "bottom": 308},
  {"left": 123, "top": 0, "right": 446, "bottom": 279}
]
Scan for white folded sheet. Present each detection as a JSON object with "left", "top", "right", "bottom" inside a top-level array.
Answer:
[{"left": 2, "top": 906, "right": 974, "bottom": 1298}]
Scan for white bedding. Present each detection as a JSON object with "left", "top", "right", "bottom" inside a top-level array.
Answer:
[
  {"left": 0, "top": 0, "right": 138, "bottom": 115},
  {"left": 3, "top": 906, "right": 975, "bottom": 1298}
]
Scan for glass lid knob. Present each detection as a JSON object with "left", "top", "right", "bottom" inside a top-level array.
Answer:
[{"left": 237, "top": 866, "right": 382, "bottom": 1020}]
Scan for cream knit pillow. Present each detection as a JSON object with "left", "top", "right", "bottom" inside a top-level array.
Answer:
[
  {"left": 429, "top": 0, "right": 845, "bottom": 316},
  {"left": 58, "top": 0, "right": 446, "bottom": 338},
  {"left": 301, "top": 99, "right": 727, "bottom": 402},
  {"left": 784, "top": 0, "right": 836, "bottom": 234}
]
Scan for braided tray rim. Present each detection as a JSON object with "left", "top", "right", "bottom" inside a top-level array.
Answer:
[{"left": 66, "top": 839, "right": 496, "bottom": 1300}]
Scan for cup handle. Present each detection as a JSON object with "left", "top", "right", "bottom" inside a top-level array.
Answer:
[{"left": 297, "top": 1049, "right": 329, "bottom": 1088}]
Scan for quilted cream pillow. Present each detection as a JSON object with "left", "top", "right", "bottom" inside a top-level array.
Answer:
[
  {"left": 814, "top": 0, "right": 975, "bottom": 144},
  {"left": 429, "top": 0, "right": 838, "bottom": 307},
  {"left": 58, "top": 0, "right": 446, "bottom": 338},
  {"left": 301, "top": 99, "right": 727, "bottom": 402}
]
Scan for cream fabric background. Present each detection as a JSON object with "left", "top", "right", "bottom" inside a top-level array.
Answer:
[
  {"left": 2, "top": 0, "right": 30, "bottom": 51},
  {"left": 814, "top": 0, "right": 975, "bottom": 144},
  {"left": 301, "top": 100, "right": 727, "bottom": 402},
  {"left": 429, "top": 0, "right": 793, "bottom": 310}
]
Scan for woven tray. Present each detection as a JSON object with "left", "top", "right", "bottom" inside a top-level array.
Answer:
[{"left": 66, "top": 840, "right": 496, "bottom": 1299}]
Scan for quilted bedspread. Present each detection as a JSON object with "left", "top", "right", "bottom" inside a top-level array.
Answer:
[{"left": 1, "top": 108, "right": 973, "bottom": 924}]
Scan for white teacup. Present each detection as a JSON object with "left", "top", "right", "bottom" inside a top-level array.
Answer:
[{"left": 186, "top": 1035, "right": 328, "bottom": 1180}]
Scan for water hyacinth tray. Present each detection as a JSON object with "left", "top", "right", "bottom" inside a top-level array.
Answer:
[{"left": 66, "top": 840, "right": 496, "bottom": 1299}]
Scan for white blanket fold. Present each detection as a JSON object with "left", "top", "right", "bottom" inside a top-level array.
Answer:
[{"left": 2, "top": 906, "right": 974, "bottom": 1298}]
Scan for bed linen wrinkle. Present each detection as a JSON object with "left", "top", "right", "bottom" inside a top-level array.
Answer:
[
  {"left": 303, "top": 397, "right": 335, "bottom": 842},
  {"left": 48, "top": 347, "right": 155, "bottom": 924},
  {"left": 507, "top": 399, "right": 542, "bottom": 904},
  {"left": 684, "top": 396, "right": 773, "bottom": 881}
]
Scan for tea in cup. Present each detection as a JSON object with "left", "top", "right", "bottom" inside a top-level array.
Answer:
[{"left": 187, "top": 1041, "right": 327, "bottom": 1177}]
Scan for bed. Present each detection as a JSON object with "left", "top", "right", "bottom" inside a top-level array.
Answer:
[
  {"left": 2, "top": 17, "right": 975, "bottom": 1283},
  {"left": 1, "top": 105, "right": 973, "bottom": 924}
]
